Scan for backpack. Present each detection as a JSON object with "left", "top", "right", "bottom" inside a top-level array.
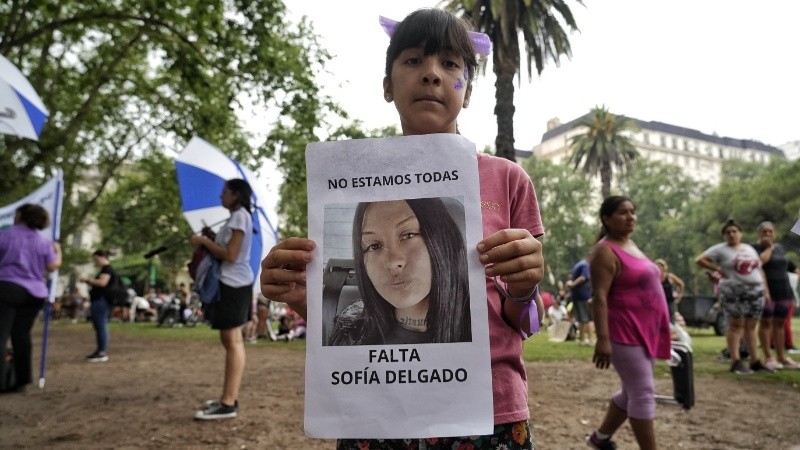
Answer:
[
  {"left": 188, "top": 227, "right": 217, "bottom": 280},
  {"left": 193, "top": 254, "right": 221, "bottom": 304},
  {"left": 105, "top": 271, "right": 129, "bottom": 306}
]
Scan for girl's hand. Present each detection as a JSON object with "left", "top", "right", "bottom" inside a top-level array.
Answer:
[
  {"left": 477, "top": 229, "right": 543, "bottom": 297},
  {"left": 189, "top": 235, "right": 206, "bottom": 246},
  {"left": 593, "top": 337, "right": 612, "bottom": 369},
  {"left": 260, "top": 238, "right": 315, "bottom": 315}
]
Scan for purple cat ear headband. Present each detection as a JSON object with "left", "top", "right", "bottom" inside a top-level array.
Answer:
[{"left": 378, "top": 15, "right": 493, "bottom": 56}]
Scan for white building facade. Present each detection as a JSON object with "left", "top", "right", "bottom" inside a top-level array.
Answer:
[
  {"left": 529, "top": 114, "right": 784, "bottom": 186},
  {"left": 779, "top": 140, "right": 800, "bottom": 161}
]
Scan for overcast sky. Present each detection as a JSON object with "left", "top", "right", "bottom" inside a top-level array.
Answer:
[{"left": 281, "top": 0, "right": 800, "bottom": 152}]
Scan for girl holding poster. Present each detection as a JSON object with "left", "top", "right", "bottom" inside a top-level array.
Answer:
[
  {"left": 261, "top": 8, "right": 544, "bottom": 449},
  {"left": 328, "top": 197, "right": 471, "bottom": 346}
]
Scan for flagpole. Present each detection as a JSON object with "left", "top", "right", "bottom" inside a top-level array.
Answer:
[
  {"left": 38, "top": 282, "right": 53, "bottom": 388},
  {"left": 39, "top": 171, "right": 63, "bottom": 388}
]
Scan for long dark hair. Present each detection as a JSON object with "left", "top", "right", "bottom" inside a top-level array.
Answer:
[
  {"left": 225, "top": 178, "right": 253, "bottom": 213},
  {"left": 596, "top": 195, "right": 634, "bottom": 242},
  {"left": 385, "top": 8, "right": 479, "bottom": 84},
  {"left": 352, "top": 197, "right": 471, "bottom": 344}
]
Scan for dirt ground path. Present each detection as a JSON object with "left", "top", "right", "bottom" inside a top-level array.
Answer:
[{"left": 1, "top": 324, "right": 799, "bottom": 449}]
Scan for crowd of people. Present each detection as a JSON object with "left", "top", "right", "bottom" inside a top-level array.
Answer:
[
  {"left": 695, "top": 219, "right": 800, "bottom": 374},
  {"left": 50, "top": 284, "right": 194, "bottom": 325},
  {"left": 2, "top": 7, "right": 799, "bottom": 450}
]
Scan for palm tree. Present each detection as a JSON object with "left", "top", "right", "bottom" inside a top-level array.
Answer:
[
  {"left": 443, "top": 0, "right": 581, "bottom": 162},
  {"left": 568, "top": 106, "right": 640, "bottom": 199}
]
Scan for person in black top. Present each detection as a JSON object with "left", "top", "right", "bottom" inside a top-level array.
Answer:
[
  {"left": 751, "top": 221, "right": 800, "bottom": 370},
  {"left": 654, "top": 259, "right": 685, "bottom": 324},
  {"left": 80, "top": 250, "right": 117, "bottom": 362}
]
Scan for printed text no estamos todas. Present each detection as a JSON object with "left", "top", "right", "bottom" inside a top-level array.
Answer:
[{"left": 327, "top": 170, "right": 458, "bottom": 190}]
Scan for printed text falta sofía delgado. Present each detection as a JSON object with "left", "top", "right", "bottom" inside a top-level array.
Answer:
[{"left": 330, "top": 347, "right": 468, "bottom": 385}]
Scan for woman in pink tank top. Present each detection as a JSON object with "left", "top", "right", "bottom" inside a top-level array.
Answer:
[{"left": 586, "top": 196, "right": 671, "bottom": 450}]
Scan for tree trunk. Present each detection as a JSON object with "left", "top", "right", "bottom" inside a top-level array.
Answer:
[
  {"left": 492, "top": 9, "right": 519, "bottom": 163},
  {"left": 493, "top": 69, "right": 516, "bottom": 161},
  {"left": 600, "top": 161, "right": 612, "bottom": 199}
]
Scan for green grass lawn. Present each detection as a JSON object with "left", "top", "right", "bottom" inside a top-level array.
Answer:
[
  {"left": 523, "top": 318, "right": 800, "bottom": 390},
  {"left": 101, "top": 320, "right": 308, "bottom": 349},
  {"left": 59, "top": 317, "right": 800, "bottom": 390}
]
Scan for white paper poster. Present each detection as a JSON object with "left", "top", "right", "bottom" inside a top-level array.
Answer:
[{"left": 304, "top": 134, "right": 493, "bottom": 439}]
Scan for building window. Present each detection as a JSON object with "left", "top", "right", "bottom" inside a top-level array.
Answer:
[
  {"left": 660, "top": 135, "right": 667, "bottom": 147},
  {"left": 643, "top": 133, "right": 650, "bottom": 144}
]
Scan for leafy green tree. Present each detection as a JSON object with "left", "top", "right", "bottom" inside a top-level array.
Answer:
[
  {"left": 443, "top": 0, "right": 581, "bottom": 161},
  {"left": 266, "top": 121, "right": 398, "bottom": 238},
  {"left": 679, "top": 158, "right": 797, "bottom": 293},
  {"left": 568, "top": 105, "right": 640, "bottom": 199},
  {"left": 0, "top": 0, "right": 329, "bottom": 245},
  {"left": 719, "top": 159, "right": 772, "bottom": 183},
  {"left": 520, "top": 156, "right": 593, "bottom": 291},
  {"left": 94, "top": 152, "right": 192, "bottom": 286},
  {"left": 617, "top": 159, "right": 710, "bottom": 289}
]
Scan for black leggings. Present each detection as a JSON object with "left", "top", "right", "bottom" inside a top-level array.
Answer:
[{"left": 0, "top": 281, "right": 45, "bottom": 389}]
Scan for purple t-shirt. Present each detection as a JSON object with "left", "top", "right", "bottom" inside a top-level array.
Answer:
[{"left": 0, "top": 224, "right": 57, "bottom": 298}]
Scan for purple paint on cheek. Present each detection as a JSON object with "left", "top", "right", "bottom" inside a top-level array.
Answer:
[{"left": 453, "top": 79, "right": 464, "bottom": 90}]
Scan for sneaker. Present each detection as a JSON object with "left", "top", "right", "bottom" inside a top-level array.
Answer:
[
  {"left": 787, "top": 347, "right": 800, "bottom": 355},
  {"left": 750, "top": 360, "right": 775, "bottom": 373},
  {"left": 195, "top": 400, "right": 238, "bottom": 420},
  {"left": 764, "top": 358, "right": 784, "bottom": 371},
  {"left": 86, "top": 352, "right": 109, "bottom": 363},
  {"left": 779, "top": 358, "right": 800, "bottom": 369},
  {"left": 203, "top": 398, "right": 240, "bottom": 408},
  {"left": 586, "top": 431, "right": 617, "bottom": 450},
  {"left": 730, "top": 360, "right": 753, "bottom": 375}
]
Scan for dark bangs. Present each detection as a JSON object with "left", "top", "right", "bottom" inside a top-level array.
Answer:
[{"left": 385, "top": 8, "right": 478, "bottom": 82}]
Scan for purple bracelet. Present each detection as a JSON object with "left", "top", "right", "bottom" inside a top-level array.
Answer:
[
  {"left": 493, "top": 277, "right": 540, "bottom": 337},
  {"left": 519, "top": 301, "right": 540, "bottom": 338}
]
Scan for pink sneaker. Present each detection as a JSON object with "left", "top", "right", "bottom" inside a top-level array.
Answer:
[
  {"left": 764, "top": 358, "right": 784, "bottom": 371},
  {"left": 779, "top": 358, "right": 800, "bottom": 369}
]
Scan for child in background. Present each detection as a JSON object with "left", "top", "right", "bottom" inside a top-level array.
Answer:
[{"left": 260, "top": 8, "right": 544, "bottom": 449}]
